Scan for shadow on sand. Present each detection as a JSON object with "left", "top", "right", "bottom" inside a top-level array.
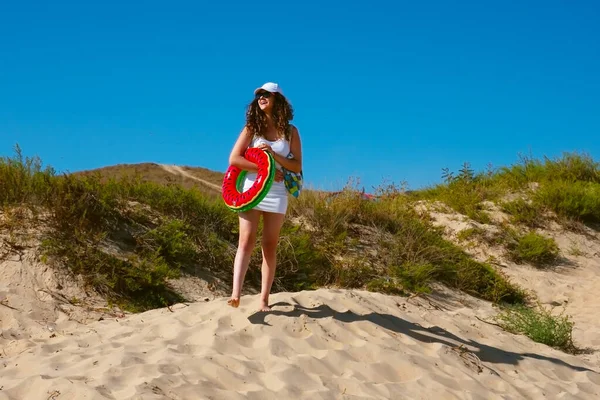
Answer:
[{"left": 248, "top": 302, "right": 598, "bottom": 374}]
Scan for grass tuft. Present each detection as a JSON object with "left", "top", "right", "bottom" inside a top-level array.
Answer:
[{"left": 495, "top": 304, "right": 577, "bottom": 353}]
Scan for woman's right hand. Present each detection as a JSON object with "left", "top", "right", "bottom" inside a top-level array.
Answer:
[
  {"left": 256, "top": 142, "right": 273, "bottom": 155},
  {"left": 274, "top": 169, "right": 284, "bottom": 182}
]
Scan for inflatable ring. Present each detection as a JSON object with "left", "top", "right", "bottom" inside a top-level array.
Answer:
[{"left": 222, "top": 148, "right": 276, "bottom": 212}]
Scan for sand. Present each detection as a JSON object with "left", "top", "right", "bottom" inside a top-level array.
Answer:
[
  {"left": 1, "top": 287, "right": 599, "bottom": 400},
  {"left": 2, "top": 203, "right": 600, "bottom": 399}
]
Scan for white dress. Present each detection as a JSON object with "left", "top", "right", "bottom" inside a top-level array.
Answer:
[{"left": 242, "top": 136, "right": 290, "bottom": 214}]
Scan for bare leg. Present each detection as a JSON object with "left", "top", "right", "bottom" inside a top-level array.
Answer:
[
  {"left": 258, "top": 211, "right": 286, "bottom": 311},
  {"left": 229, "top": 210, "right": 260, "bottom": 307}
]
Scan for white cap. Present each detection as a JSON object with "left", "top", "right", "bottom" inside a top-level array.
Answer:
[{"left": 254, "top": 82, "right": 284, "bottom": 96}]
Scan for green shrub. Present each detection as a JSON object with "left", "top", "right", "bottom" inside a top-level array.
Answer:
[
  {"left": 288, "top": 186, "right": 364, "bottom": 238},
  {"left": 540, "top": 152, "right": 600, "bottom": 183},
  {"left": 49, "top": 174, "right": 123, "bottom": 232},
  {"left": 495, "top": 152, "right": 600, "bottom": 189},
  {"left": 0, "top": 145, "right": 56, "bottom": 206},
  {"left": 456, "top": 227, "right": 484, "bottom": 242},
  {"left": 380, "top": 215, "right": 525, "bottom": 304},
  {"left": 495, "top": 304, "right": 576, "bottom": 353},
  {"left": 412, "top": 152, "right": 600, "bottom": 225},
  {"left": 391, "top": 262, "right": 439, "bottom": 294},
  {"left": 41, "top": 236, "right": 183, "bottom": 312},
  {"left": 335, "top": 260, "right": 377, "bottom": 288},
  {"left": 259, "top": 223, "right": 336, "bottom": 292},
  {"left": 287, "top": 184, "right": 525, "bottom": 304},
  {"left": 137, "top": 219, "right": 197, "bottom": 268},
  {"left": 533, "top": 181, "right": 600, "bottom": 223},
  {"left": 452, "top": 259, "right": 526, "bottom": 304},
  {"left": 366, "top": 278, "right": 405, "bottom": 296},
  {"left": 500, "top": 198, "right": 542, "bottom": 226},
  {"left": 507, "top": 231, "right": 560, "bottom": 267},
  {"left": 412, "top": 183, "right": 493, "bottom": 224}
]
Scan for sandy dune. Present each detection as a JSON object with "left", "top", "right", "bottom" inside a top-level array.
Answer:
[
  {"left": 2, "top": 201, "right": 600, "bottom": 399},
  {"left": 1, "top": 288, "right": 598, "bottom": 400}
]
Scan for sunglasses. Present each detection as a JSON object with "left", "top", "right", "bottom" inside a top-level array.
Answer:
[{"left": 255, "top": 91, "right": 272, "bottom": 99}]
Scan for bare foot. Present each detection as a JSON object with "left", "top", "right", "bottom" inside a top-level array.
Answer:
[
  {"left": 258, "top": 301, "right": 271, "bottom": 312},
  {"left": 227, "top": 298, "right": 240, "bottom": 308}
]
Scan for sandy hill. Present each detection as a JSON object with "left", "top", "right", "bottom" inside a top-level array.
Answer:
[
  {"left": 74, "top": 162, "right": 225, "bottom": 195},
  {"left": 1, "top": 152, "right": 600, "bottom": 399}
]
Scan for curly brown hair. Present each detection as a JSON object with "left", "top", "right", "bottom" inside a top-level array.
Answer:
[{"left": 245, "top": 92, "right": 294, "bottom": 140}]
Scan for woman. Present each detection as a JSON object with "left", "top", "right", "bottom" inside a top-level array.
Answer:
[{"left": 227, "top": 82, "right": 303, "bottom": 311}]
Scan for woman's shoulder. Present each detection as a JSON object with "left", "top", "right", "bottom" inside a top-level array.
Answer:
[{"left": 287, "top": 124, "right": 300, "bottom": 137}]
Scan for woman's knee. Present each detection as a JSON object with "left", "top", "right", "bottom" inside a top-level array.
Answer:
[
  {"left": 239, "top": 232, "right": 257, "bottom": 253},
  {"left": 237, "top": 210, "right": 260, "bottom": 252},
  {"left": 261, "top": 236, "right": 279, "bottom": 255}
]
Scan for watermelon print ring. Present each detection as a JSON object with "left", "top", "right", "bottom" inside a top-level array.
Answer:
[{"left": 222, "top": 147, "right": 276, "bottom": 212}]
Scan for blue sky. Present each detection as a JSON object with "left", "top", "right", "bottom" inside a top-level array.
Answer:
[{"left": 1, "top": 1, "right": 599, "bottom": 192}]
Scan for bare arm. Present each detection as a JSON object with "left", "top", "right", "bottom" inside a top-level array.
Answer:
[
  {"left": 271, "top": 126, "right": 303, "bottom": 173},
  {"left": 228, "top": 126, "right": 259, "bottom": 172}
]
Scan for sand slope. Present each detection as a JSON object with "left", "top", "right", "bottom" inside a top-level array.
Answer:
[
  {"left": 1, "top": 289, "right": 598, "bottom": 400},
  {"left": 0, "top": 244, "right": 121, "bottom": 359},
  {"left": 426, "top": 203, "right": 600, "bottom": 364}
]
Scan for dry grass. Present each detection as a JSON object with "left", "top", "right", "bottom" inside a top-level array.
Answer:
[
  {"left": 5, "top": 145, "right": 597, "bottom": 352},
  {"left": 3, "top": 146, "right": 598, "bottom": 317},
  {"left": 1, "top": 145, "right": 530, "bottom": 311}
]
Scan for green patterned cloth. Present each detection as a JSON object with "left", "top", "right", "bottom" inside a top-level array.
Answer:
[{"left": 283, "top": 152, "right": 303, "bottom": 197}]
